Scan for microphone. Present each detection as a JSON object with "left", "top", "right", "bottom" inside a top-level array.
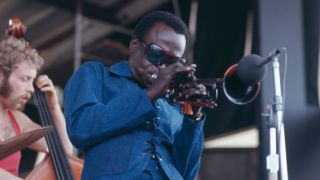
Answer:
[{"left": 236, "top": 47, "right": 286, "bottom": 85}]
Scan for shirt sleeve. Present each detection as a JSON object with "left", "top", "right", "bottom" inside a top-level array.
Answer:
[
  {"left": 64, "top": 62, "right": 156, "bottom": 151},
  {"left": 172, "top": 115, "right": 205, "bottom": 180}
]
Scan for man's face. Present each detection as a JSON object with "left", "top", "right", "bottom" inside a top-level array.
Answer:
[
  {"left": 0, "top": 61, "right": 37, "bottom": 109},
  {"left": 129, "top": 22, "right": 186, "bottom": 87}
]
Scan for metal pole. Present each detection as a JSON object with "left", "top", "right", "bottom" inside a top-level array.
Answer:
[
  {"left": 74, "top": 0, "right": 82, "bottom": 71},
  {"left": 266, "top": 104, "right": 279, "bottom": 180},
  {"left": 272, "top": 57, "right": 289, "bottom": 180}
]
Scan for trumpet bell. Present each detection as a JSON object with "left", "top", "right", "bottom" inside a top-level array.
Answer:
[{"left": 223, "top": 64, "right": 260, "bottom": 105}]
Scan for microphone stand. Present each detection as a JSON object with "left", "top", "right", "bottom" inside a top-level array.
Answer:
[{"left": 264, "top": 55, "right": 288, "bottom": 180}]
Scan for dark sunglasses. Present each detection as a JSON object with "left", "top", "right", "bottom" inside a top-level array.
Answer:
[{"left": 140, "top": 41, "right": 185, "bottom": 66}]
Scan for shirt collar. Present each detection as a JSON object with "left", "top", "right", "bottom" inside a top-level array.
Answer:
[{"left": 109, "top": 60, "right": 133, "bottom": 78}]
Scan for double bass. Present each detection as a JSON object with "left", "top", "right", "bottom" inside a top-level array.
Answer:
[
  {"left": 6, "top": 18, "right": 83, "bottom": 180},
  {"left": 26, "top": 87, "right": 83, "bottom": 180}
]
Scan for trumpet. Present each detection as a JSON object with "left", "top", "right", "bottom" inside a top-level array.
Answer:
[{"left": 166, "top": 63, "right": 261, "bottom": 115}]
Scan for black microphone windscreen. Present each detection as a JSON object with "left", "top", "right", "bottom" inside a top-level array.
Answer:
[{"left": 236, "top": 54, "right": 267, "bottom": 85}]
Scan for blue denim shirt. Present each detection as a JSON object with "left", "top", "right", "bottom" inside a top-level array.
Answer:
[{"left": 64, "top": 61, "right": 205, "bottom": 180}]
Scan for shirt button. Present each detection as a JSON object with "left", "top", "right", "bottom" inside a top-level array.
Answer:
[
  {"left": 159, "top": 157, "right": 163, "bottom": 161},
  {"left": 153, "top": 117, "right": 160, "bottom": 121},
  {"left": 151, "top": 154, "right": 156, "bottom": 159},
  {"left": 145, "top": 121, "right": 151, "bottom": 124},
  {"left": 156, "top": 166, "right": 159, "bottom": 170}
]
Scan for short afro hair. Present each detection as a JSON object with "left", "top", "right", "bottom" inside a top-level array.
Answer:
[{"left": 134, "top": 11, "right": 189, "bottom": 42}]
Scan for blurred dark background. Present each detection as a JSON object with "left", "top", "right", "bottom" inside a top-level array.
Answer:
[{"left": 0, "top": 0, "right": 319, "bottom": 179}]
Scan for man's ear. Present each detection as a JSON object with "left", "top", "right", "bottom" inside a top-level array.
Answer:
[{"left": 129, "top": 38, "right": 139, "bottom": 54}]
